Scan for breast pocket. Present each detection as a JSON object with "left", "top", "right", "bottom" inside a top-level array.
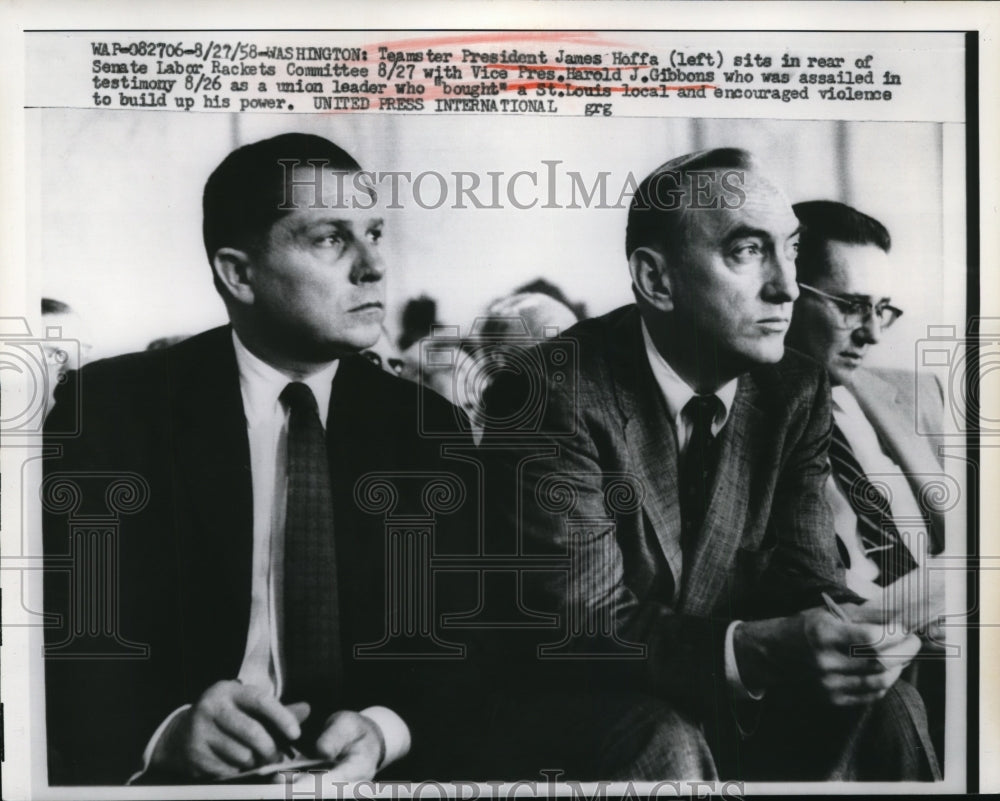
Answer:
[{"left": 735, "top": 541, "right": 777, "bottom": 588}]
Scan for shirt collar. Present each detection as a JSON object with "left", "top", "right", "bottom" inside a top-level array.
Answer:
[
  {"left": 232, "top": 330, "right": 339, "bottom": 428},
  {"left": 640, "top": 318, "right": 738, "bottom": 434},
  {"left": 831, "top": 384, "right": 863, "bottom": 418}
]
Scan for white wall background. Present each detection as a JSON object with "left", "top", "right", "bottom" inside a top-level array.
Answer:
[{"left": 33, "top": 110, "right": 955, "bottom": 371}]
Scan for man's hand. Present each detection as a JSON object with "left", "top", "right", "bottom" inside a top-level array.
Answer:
[
  {"left": 150, "top": 680, "right": 309, "bottom": 780},
  {"left": 315, "top": 711, "right": 386, "bottom": 781},
  {"left": 735, "top": 607, "right": 921, "bottom": 706},
  {"left": 281, "top": 711, "right": 386, "bottom": 786}
]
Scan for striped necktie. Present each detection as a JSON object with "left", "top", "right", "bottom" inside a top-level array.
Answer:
[{"left": 829, "top": 423, "right": 917, "bottom": 586}]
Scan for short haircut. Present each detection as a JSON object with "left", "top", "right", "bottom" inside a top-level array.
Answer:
[
  {"left": 625, "top": 147, "right": 757, "bottom": 259},
  {"left": 202, "top": 133, "right": 363, "bottom": 282},
  {"left": 42, "top": 298, "right": 72, "bottom": 315},
  {"left": 792, "top": 200, "right": 891, "bottom": 284}
]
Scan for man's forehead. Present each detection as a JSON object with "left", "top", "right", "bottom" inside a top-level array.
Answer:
[
  {"left": 822, "top": 241, "right": 893, "bottom": 295},
  {"left": 283, "top": 164, "right": 374, "bottom": 210},
  {"left": 682, "top": 169, "right": 797, "bottom": 239},
  {"left": 728, "top": 169, "right": 796, "bottom": 221}
]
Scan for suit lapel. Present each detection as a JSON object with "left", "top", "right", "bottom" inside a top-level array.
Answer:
[
  {"left": 850, "top": 370, "right": 946, "bottom": 551},
  {"left": 326, "top": 355, "right": 376, "bottom": 475},
  {"left": 624, "top": 398, "right": 684, "bottom": 598},
  {"left": 680, "top": 377, "right": 762, "bottom": 614},
  {"left": 170, "top": 327, "right": 254, "bottom": 687},
  {"left": 612, "top": 312, "right": 685, "bottom": 598}
]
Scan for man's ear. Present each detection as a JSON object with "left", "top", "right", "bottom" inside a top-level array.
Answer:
[
  {"left": 212, "top": 248, "right": 255, "bottom": 306},
  {"left": 628, "top": 247, "right": 674, "bottom": 312}
]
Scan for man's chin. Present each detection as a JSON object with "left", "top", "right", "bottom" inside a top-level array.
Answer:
[
  {"left": 299, "top": 334, "right": 381, "bottom": 363},
  {"left": 829, "top": 366, "right": 857, "bottom": 388},
  {"left": 751, "top": 340, "right": 786, "bottom": 365},
  {"left": 327, "top": 319, "right": 383, "bottom": 348}
]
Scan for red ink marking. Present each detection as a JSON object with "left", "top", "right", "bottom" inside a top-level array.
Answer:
[
  {"left": 504, "top": 82, "right": 716, "bottom": 94},
  {"left": 366, "top": 31, "right": 615, "bottom": 53}
]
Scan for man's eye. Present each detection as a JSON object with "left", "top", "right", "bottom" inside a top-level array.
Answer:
[
  {"left": 730, "top": 242, "right": 763, "bottom": 262},
  {"left": 317, "top": 233, "right": 345, "bottom": 249},
  {"left": 841, "top": 300, "right": 866, "bottom": 316},
  {"left": 367, "top": 228, "right": 382, "bottom": 244}
]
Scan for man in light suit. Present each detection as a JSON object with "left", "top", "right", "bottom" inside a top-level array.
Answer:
[
  {"left": 785, "top": 199, "right": 948, "bottom": 756},
  {"left": 482, "top": 149, "right": 939, "bottom": 780},
  {"left": 43, "top": 134, "right": 475, "bottom": 785},
  {"left": 786, "top": 200, "right": 946, "bottom": 592}
]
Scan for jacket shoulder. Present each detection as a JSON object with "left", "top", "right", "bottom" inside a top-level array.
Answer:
[
  {"left": 46, "top": 327, "right": 232, "bottom": 442},
  {"left": 337, "top": 355, "right": 470, "bottom": 439},
  {"left": 866, "top": 366, "right": 943, "bottom": 404},
  {"left": 553, "top": 304, "right": 637, "bottom": 383},
  {"left": 68, "top": 326, "right": 230, "bottom": 390},
  {"left": 750, "top": 347, "right": 826, "bottom": 393}
]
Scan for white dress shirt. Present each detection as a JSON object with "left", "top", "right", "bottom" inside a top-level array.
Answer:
[
  {"left": 829, "top": 386, "right": 927, "bottom": 601},
  {"left": 641, "top": 322, "right": 759, "bottom": 700},
  {"left": 132, "top": 332, "right": 409, "bottom": 781}
]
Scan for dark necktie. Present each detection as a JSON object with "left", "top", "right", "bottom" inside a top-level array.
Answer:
[
  {"left": 281, "top": 382, "right": 342, "bottom": 716},
  {"left": 829, "top": 423, "right": 917, "bottom": 586},
  {"left": 680, "top": 395, "right": 720, "bottom": 554}
]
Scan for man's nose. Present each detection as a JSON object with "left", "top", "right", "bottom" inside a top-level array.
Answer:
[
  {"left": 762, "top": 249, "right": 799, "bottom": 303},
  {"left": 853, "top": 312, "right": 881, "bottom": 345},
  {"left": 351, "top": 240, "right": 385, "bottom": 283}
]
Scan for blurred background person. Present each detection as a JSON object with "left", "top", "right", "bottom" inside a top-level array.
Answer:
[
  {"left": 451, "top": 291, "right": 578, "bottom": 443},
  {"left": 146, "top": 334, "right": 192, "bottom": 351},
  {"left": 41, "top": 298, "right": 92, "bottom": 419},
  {"left": 513, "top": 277, "right": 588, "bottom": 322},
  {"left": 362, "top": 325, "right": 406, "bottom": 377},
  {"left": 397, "top": 295, "right": 439, "bottom": 353},
  {"left": 394, "top": 284, "right": 580, "bottom": 440}
]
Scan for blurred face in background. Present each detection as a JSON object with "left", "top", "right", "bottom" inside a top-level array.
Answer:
[{"left": 42, "top": 309, "right": 92, "bottom": 418}]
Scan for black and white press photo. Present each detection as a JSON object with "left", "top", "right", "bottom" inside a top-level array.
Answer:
[{"left": 0, "top": 7, "right": 995, "bottom": 799}]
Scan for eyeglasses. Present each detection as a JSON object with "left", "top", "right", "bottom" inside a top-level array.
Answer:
[{"left": 797, "top": 283, "right": 902, "bottom": 330}]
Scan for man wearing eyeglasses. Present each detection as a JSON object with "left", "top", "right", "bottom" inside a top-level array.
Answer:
[
  {"left": 786, "top": 200, "right": 946, "bottom": 599},
  {"left": 785, "top": 200, "right": 949, "bottom": 765}
]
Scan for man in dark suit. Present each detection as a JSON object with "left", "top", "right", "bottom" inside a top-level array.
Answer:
[
  {"left": 482, "top": 149, "right": 939, "bottom": 780},
  {"left": 43, "top": 134, "right": 473, "bottom": 785},
  {"left": 785, "top": 199, "right": 950, "bottom": 759}
]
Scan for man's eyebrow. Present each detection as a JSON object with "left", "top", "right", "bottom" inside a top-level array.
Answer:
[
  {"left": 295, "top": 216, "right": 384, "bottom": 237},
  {"left": 297, "top": 218, "right": 347, "bottom": 235},
  {"left": 721, "top": 225, "right": 771, "bottom": 245},
  {"left": 839, "top": 292, "right": 893, "bottom": 303}
]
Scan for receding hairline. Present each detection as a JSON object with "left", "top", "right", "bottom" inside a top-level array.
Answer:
[{"left": 625, "top": 148, "right": 787, "bottom": 259}]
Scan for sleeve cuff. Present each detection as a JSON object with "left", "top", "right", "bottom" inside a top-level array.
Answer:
[
  {"left": 724, "top": 621, "right": 765, "bottom": 701},
  {"left": 126, "top": 704, "right": 191, "bottom": 785},
  {"left": 359, "top": 706, "right": 411, "bottom": 769}
]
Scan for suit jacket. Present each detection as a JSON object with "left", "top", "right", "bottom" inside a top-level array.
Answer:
[
  {"left": 848, "top": 367, "right": 947, "bottom": 554},
  {"left": 42, "top": 326, "right": 477, "bottom": 784},
  {"left": 483, "top": 305, "right": 856, "bottom": 718}
]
